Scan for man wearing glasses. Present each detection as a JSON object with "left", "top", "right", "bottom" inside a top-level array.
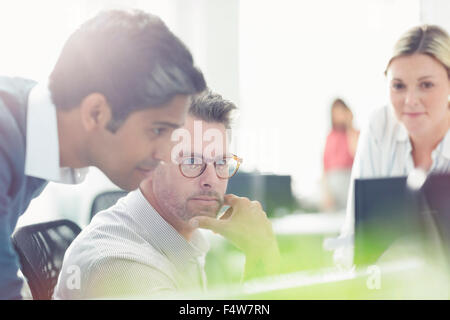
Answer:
[{"left": 54, "top": 91, "right": 280, "bottom": 299}]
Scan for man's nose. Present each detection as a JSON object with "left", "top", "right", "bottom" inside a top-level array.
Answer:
[{"left": 199, "top": 163, "right": 219, "bottom": 189}]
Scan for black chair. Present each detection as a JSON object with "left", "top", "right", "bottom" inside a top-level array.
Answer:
[
  {"left": 11, "top": 219, "right": 81, "bottom": 300},
  {"left": 90, "top": 190, "right": 128, "bottom": 221}
]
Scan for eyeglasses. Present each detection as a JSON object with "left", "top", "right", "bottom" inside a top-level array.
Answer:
[{"left": 178, "top": 154, "right": 243, "bottom": 179}]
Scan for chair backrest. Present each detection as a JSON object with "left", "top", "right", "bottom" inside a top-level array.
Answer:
[
  {"left": 11, "top": 219, "right": 81, "bottom": 300},
  {"left": 90, "top": 190, "right": 128, "bottom": 221}
]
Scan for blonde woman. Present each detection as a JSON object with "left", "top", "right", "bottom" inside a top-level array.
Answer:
[{"left": 335, "top": 25, "right": 450, "bottom": 268}]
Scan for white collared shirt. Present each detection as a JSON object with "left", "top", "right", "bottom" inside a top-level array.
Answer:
[
  {"left": 53, "top": 189, "right": 210, "bottom": 299},
  {"left": 25, "top": 81, "right": 88, "bottom": 183},
  {"left": 335, "top": 105, "right": 450, "bottom": 268}
]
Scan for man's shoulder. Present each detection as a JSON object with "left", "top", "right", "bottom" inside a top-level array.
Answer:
[
  {"left": 0, "top": 76, "right": 36, "bottom": 150},
  {"left": 63, "top": 210, "right": 177, "bottom": 277},
  {"left": 0, "top": 76, "right": 36, "bottom": 119},
  {"left": 0, "top": 76, "right": 36, "bottom": 94},
  {"left": 56, "top": 212, "right": 179, "bottom": 299},
  {"left": 0, "top": 77, "right": 37, "bottom": 191}
]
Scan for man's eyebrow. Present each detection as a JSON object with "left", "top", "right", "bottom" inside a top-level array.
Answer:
[{"left": 152, "top": 121, "right": 184, "bottom": 129}]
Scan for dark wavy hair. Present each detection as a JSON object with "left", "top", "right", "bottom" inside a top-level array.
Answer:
[{"left": 49, "top": 9, "right": 206, "bottom": 132}]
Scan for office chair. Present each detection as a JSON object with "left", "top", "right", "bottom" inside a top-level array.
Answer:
[
  {"left": 11, "top": 219, "right": 81, "bottom": 300},
  {"left": 90, "top": 190, "right": 128, "bottom": 221}
]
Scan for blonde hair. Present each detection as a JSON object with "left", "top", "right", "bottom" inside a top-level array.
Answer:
[{"left": 385, "top": 25, "right": 450, "bottom": 78}]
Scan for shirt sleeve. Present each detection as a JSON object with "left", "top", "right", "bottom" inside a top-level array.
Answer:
[{"left": 83, "top": 257, "right": 178, "bottom": 299}]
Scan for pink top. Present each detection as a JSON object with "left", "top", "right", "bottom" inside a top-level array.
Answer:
[{"left": 323, "top": 129, "right": 354, "bottom": 172}]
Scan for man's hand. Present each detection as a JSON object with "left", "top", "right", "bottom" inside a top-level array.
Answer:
[{"left": 189, "top": 194, "right": 280, "bottom": 280}]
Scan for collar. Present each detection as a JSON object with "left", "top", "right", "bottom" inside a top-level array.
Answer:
[
  {"left": 396, "top": 123, "right": 450, "bottom": 160},
  {"left": 395, "top": 121, "right": 409, "bottom": 142},
  {"left": 25, "top": 81, "right": 88, "bottom": 183},
  {"left": 126, "top": 189, "right": 210, "bottom": 268}
]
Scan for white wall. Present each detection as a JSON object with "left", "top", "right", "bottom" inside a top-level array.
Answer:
[
  {"left": 237, "top": 0, "right": 424, "bottom": 200},
  {"left": 171, "top": 0, "right": 240, "bottom": 105},
  {"left": 420, "top": 0, "right": 450, "bottom": 30}
]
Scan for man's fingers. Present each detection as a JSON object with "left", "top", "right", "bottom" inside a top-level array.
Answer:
[
  {"left": 224, "top": 194, "right": 251, "bottom": 208},
  {"left": 251, "top": 200, "right": 263, "bottom": 210},
  {"left": 189, "top": 216, "right": 227, "bottom": 234},
  {"left": 223, "top": 194, "right": 239, "bottom": 206},
  {"left": 218, "top": 206, "right": 233, "bottom": 220}
]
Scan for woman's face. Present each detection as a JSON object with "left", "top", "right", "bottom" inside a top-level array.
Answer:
[
  {"left": 332, "top": 104, "right": 352, "bottom": 130},
  {"left": 387, "top": 53, "right": 450, "bottom": 139}
]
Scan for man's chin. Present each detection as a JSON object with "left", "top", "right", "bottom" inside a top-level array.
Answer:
[{"left": 187, "top": 205, "right": 220, "bottom": 220}]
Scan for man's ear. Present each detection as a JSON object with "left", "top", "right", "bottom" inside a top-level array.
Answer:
[{"left": 79, "top": 93, "right": 112, "bottom": 131}]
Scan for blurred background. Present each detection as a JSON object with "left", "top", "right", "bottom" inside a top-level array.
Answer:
[{"left": 2, "top": 0, "right": 449, "bottom": 291}]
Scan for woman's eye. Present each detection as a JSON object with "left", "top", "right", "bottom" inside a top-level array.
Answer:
[
  {"left": 392, "top": 82, "right": 405, "bottom": 90},
  {"left": 420, "top": 81, "right": 434, "bottom": 89}
]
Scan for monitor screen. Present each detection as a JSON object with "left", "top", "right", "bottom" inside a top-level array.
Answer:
[{"left": 354, "top": 176, "right": 424, "bottom": 266}]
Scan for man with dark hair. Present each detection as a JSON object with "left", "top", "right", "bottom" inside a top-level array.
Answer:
[
  {"left": 54, "top": 92, "right": 280, "bottom": 299},
  {"left": 0, "top": 9, "right": 206, "bottom": 299}
]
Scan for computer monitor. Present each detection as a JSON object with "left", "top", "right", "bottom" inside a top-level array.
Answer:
[
  {"left": 226, "top": 171, "right": 295, "bottom": 217},
  {"left": 354, "top": 176, "right": 424, "bottom": 266}
]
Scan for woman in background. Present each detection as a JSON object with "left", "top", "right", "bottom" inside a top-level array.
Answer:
[
  {"left": 336, "top": 25, "right": 450, "bottom": 268},
  {"left": 322, "top": 98, "right": 359, "bottom": 212}
]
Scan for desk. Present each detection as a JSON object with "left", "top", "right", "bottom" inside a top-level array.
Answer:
[
  {"left": 271, "top": 211, "right": 345, "bottom": 235},
  {"left": 174, "top": 257, "right": 449, "bottom": 299},
  {"left": 204, "top": 212, "right": 346, "bottom": 287}
]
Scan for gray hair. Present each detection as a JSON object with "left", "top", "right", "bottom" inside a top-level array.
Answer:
[{"left": 189, "top": 91, "right": 237, "bottom": 129}]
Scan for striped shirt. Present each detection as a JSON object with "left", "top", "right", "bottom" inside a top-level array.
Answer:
[
  {"left": 53, "top": 189, "right": 209, "bottom": 299},
  {"left": 335, "top": 105, "right": 450, "bottom": 268}
]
